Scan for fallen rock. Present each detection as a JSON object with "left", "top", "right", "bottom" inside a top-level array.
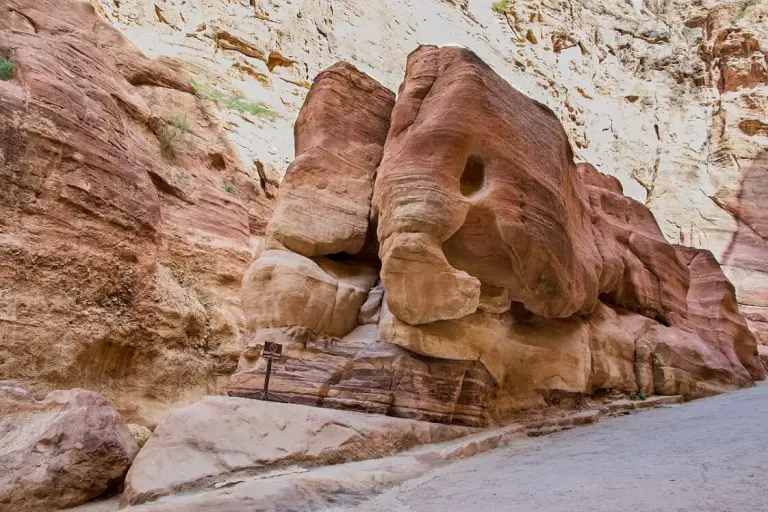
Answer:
[
  {"left": 0, "top": 385, "right": 139, "bottom": 511},
  {"left": 122, "top": 422, "right": 524, "bottom": 512},
  {"left": 122, "top": 397, "right": 474, "bottom": 506}
]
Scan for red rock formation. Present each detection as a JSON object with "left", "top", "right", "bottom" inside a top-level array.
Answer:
[
  {"left": 230, "top": 46, "right": 761, "bottom": 426},
  {"left": 0, "top": 0, "right": 274, "bottom": 424},
  {"left": 579, "top": 163, "right": 690, "bottom": 326},
  {"left": 375, "top": 46, "right": 601, "bottom": 324},
  {"left": 268, "top": 63, "right": 395, "bottom": 257},
  {"left": 0, "top": 382, "right": 139, "bottom": 511}
]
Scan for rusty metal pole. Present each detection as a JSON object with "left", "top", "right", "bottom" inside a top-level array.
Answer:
[{"left": 262, "top": 358, "right": 273, "bottom": 401}]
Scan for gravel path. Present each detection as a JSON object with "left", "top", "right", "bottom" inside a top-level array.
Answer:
[{"left": 353, "top": 383, "right": 768, "bottom": 512}]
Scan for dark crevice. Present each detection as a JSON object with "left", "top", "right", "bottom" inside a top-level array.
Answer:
[{"left": 460, "top": 154, "right": 487, "bottom": 199}]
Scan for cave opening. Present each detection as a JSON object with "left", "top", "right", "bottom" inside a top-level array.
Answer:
[{"left": 460, "top": 154, "right": 487, "bottom": 199}]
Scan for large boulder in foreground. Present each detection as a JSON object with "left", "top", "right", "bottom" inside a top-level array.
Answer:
[
  {"left": 122, "top": 396, "right": 473, "bottom": 506},
  {"left": 0, "top": 382, "right": 139, "bottom": 511}
]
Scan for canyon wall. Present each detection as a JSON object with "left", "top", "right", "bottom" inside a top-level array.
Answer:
[
  {"left": 91, "top": 0, "right": 768, "bottom": 344},
  {"left": 1, "top": 0, "right": 766, "bottom": 424},
  {"left": 0, "top": 0, "right": 274, "bottom": 424}
]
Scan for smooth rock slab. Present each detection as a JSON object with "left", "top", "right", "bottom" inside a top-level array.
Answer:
[{"left": 122, "top": 396, "right": 474, "bottom": 506}]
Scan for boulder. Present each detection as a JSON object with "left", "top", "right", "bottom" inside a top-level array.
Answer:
[
  {"left": 241, "top": 249, "right": 378, "bottom": 338},
  {"left": 0, "top": 383, "right": 139, "bottom": 511},
  {"left": 267, "top": 62, "right": 395, "bottom": 257},
  {"left": 121, "top": 396, "right": 474, "bottom": 506},
  {"left": 375, "top": 45, "right": 602, "bottom": 324}
]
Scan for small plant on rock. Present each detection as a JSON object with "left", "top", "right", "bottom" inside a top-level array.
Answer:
[
  {"left": 221, "top": 183, "right": 238, "bottom": 194},
  {"left": 0, "top": 56, "right": 14, "bottom": 81},
  {"left": 158, "top": 112, "right": 191, "bottom": 160},
  {"left": 631, "top": 390, "right": 648, "bottom": 401},
  {"left": 492, "top": 0, "right": 512, "bottom": 14},
  {"left": 190, "top": 78, "right": 275, "bottom": 120}
]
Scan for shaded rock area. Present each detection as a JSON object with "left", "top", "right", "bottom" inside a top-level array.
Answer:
[
  {"left": 121, "top": 396, "right": 474, "bottom": 506},
  {"left": 0, "top": 0, "right": 275, "bottom": 425},
  {"left": 0, "top": 382, "right": 139, "bottom": 511},
  {"left": 229, "top": 46, "right": 764, "bottom": 427}
]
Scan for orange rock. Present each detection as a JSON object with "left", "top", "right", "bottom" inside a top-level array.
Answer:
[
  {"left": 375, "top": 46, "right": 601, "bottom": 324},
  {"left": 0, "top": 0, "right": 274, "bottom": 424},
  {"left": 267, "top": 62, "right": 395, "bottom": 257}
]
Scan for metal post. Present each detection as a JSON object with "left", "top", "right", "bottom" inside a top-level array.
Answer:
[{"left": 262, "top": 358, "right": 273, "bottom": 401}]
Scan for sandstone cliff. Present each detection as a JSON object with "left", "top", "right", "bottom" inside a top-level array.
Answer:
[
  {"left": 0, "top": 0, "right": 274, "bottom": 425},
  {"left": 91, "top": 0, "right": 768, "bottom": 346},
  {"left": 229, "top": 45, "right": 764, "bottom": 428},
  {"left": 1, "top": 0, "right": 766, "bottom": 426}
]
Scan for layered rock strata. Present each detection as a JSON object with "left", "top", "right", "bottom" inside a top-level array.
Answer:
[
  {"left": 0, "top": 0, "right": 275, "bottom": 425},
  {"left": 230, "top": 46, "right": 764, "bottom": 427}
]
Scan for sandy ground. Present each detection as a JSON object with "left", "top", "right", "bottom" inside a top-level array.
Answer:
[{"left": 352, "top": 383, "right": 768, "bottom": 512}]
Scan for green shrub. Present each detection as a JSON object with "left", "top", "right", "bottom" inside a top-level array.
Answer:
[
  {"left": 191, "top": 79, "right": 275, "bottom": 119},
  {"left": 158, "top": 112, "right": 191, "bottom": 159},
  {"left": 631, "top": 390, "right": 648, "bottom": 401},
  {"left": 221, "top": 183, "right": 238, "bottom": 194},
  {"left": 0, "top": 57, "right": 14, "bottom": 81},
  {"left": 492, "top": 0, "right": 512, "bottom": 14}
]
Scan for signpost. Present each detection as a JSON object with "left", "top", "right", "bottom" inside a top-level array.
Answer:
[{"left": 245, "top": 342, "right": 286, "bottom": 402}]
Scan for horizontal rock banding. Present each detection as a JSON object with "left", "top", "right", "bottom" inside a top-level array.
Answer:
[{"left": 231, "top": 45, "right": 763, "bottom": 426}]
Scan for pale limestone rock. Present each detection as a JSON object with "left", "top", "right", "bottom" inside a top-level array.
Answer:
[
  {"left": 128, "top": 424, "right": 153, "bottom": 447},
  {"left": 241, "top": 249, "right": 378, "bottom": 338},
  {"left": 121, "top": 397, "right": 474, "bottom": 506}
]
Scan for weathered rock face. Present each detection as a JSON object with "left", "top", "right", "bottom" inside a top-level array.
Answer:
[
  {"left": 122, "top": 396, "right": 473, "bottom": 506},
  {"left": 0, "top": 382, "right": 139, "bottom": 511},
  {"left": 230, "top": 46, "right": 763, "bottom": 427},
  {"left": 90, "top": 0, "right": 768, "bottom": 352},
  {"left": 1, "top": 0, "right": 766, "bottom": 431},
  {"left": 0, "top": 0, "right": 274, "bottom": 425},
  {"left": 268, "top": 63, "right": 395, "bottom": 257},
  {"left": 376, "top": 46, "right": 601, "bottom": 324}
]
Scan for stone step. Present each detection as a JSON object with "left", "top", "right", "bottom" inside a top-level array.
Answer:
[{"left": 525, "top": 395, "right": 683, "bottom": 436}]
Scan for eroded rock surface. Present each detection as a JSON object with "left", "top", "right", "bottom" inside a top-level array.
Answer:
[
  {"left": 376, "top": 47, "right": 602, "bottom": 324},
  {"left": 122, "top": 396, "right": 473, "bottom": 506},
  {"left": 0, "top": 382, "right": 139, "bottom": 511},
  {"left": 230, "top": 46, "right": 763, "bottom": 428},
  {"left": 0, "top": 0, "right": 275, "bottom": 425}
]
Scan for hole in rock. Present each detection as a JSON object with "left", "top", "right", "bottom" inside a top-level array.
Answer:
[{"left": 460, "top": 154, "right": 487, "bottom": 199}]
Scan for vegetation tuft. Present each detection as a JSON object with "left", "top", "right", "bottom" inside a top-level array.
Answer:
[
  {"left": 492, "top": 0, "right": 512, "bottom": 14},
  {"left": 191, "top": 79, "right": 275, "bottom": 119},
  {"left": 631, "top": 390, "right": 648, "bottom": 401},
  {"left": 0, "top": 56, "right": 14, "bottom": 81},
  {"left": 221, "top": 183, "right": 238, "bottom": 194},
  {"left": 158, "top": 112, "right": 191, "bottom": 160}
]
